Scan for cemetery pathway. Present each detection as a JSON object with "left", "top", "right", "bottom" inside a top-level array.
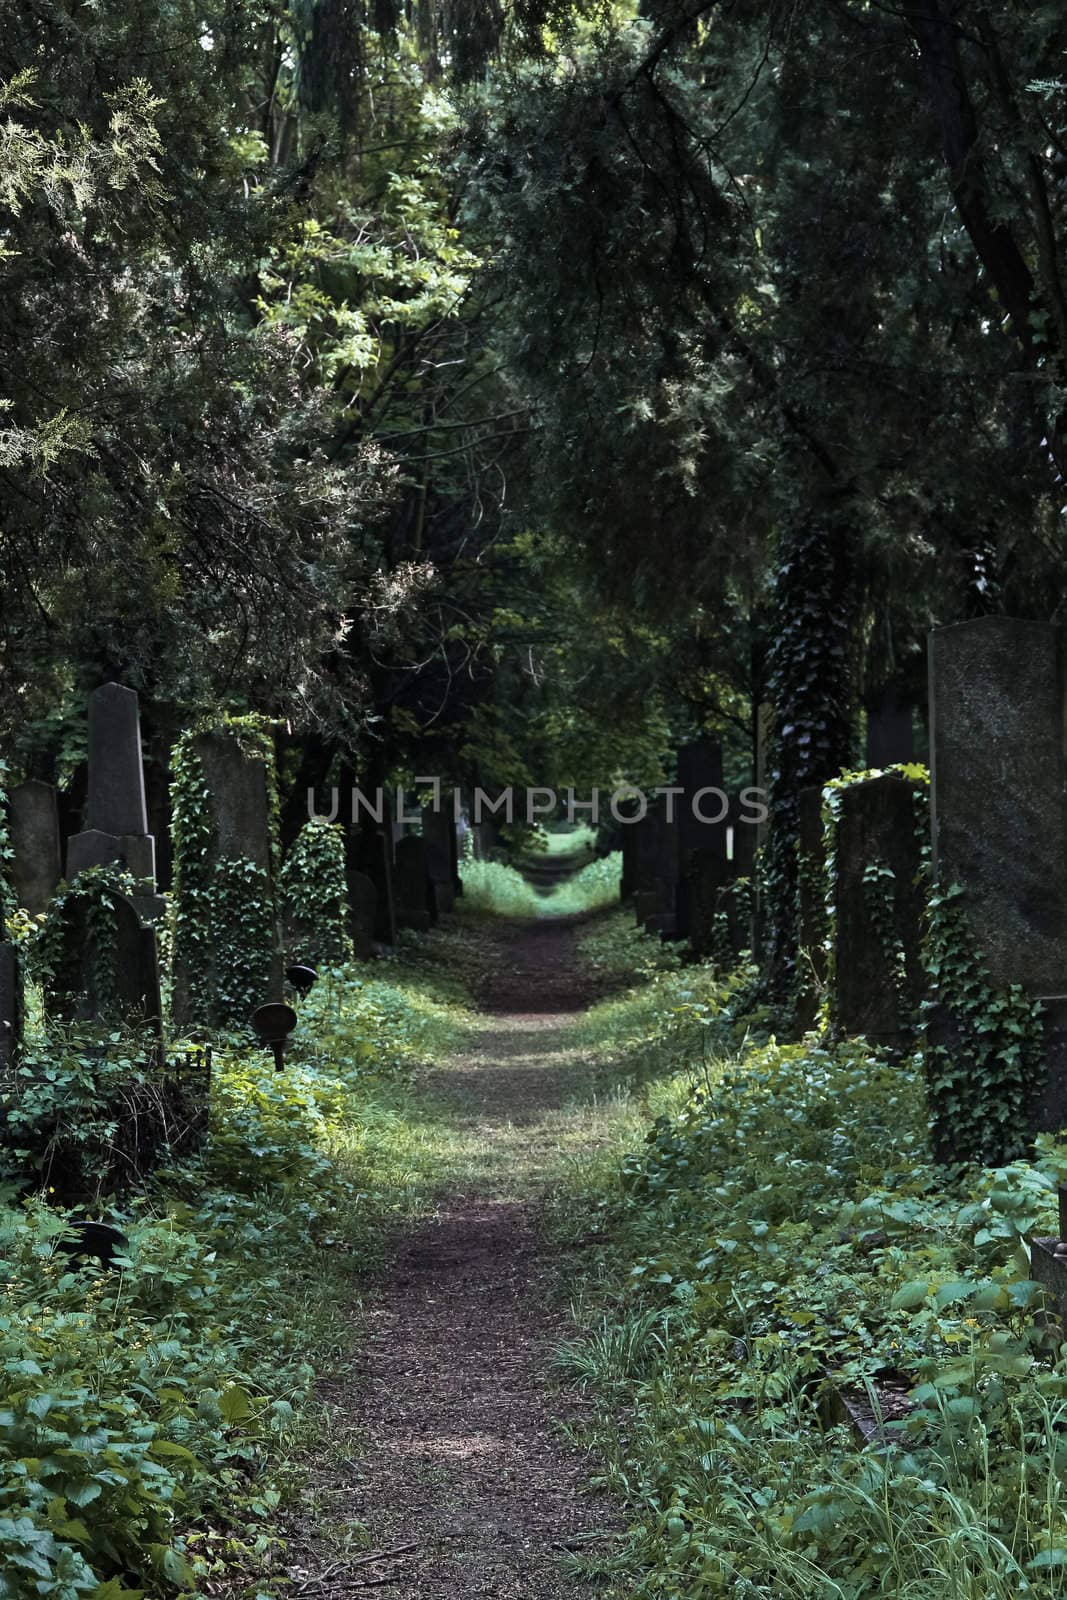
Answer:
[{"left": 286, "top": 917, "right": 623, "bottom": 1599}]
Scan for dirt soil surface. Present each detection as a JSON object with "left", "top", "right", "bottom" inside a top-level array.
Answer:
[{"left": 287, "top": 918, "right": 622, "bottom": 1598}]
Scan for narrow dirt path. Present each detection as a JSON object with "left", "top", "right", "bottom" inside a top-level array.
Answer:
[{"left": 288, "top": 918, "right": 622, "bottom": 1598}]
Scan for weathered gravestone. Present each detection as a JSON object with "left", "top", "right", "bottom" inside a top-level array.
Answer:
[
  {"left": 422, "top": 805, "right": 458, "bottom": 914},
  {"left": 618, "top": 797, "right": 640, "bottom": 901},
  {"left": 347, "top": 811, "right": 397, "bottom": 945},
  {"left": 795, "top": 786, "right": 828, "bottom": 1031},
  {"left": 632, "top": 798, "right": 680, "bottom": 938},
  {"left": 929, "top": 617, "right": 1067, "bottom": 1129},
  {"left": 171, "top": 727, "right": 284, "bottom": 1028},
  {"left": 828, "top": 774, "right": 925, "bottom": 1043},
  {"left": 46, "top": 887, "right": 163, "bottom": 1039},
  {"left": 9, "top": 780, "right": 62, "bottom": 914},
  {"left": 394, "top": 835, "right": 436, "bottom": 931},
  {"left": 66, "top": 684, "right": 164, "bottom": 923},
  {"left": 676, "top": 738, "right": 728, "bottom": 949}
]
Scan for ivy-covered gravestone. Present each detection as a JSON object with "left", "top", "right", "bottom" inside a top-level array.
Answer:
[
  {"left": 281, "top": 818, "right": 353, "bottom": 967},
  {"left": 41, "top": 871, "right": 163, "bottom": 1039},
  {"left": 171, "top": 718, "right": 284, "bottom": 1029},
  {"left": 928, "top": 617, "right": 1056, "bottom": 1156}
]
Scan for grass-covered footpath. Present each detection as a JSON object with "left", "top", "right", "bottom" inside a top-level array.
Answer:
[{"left": 10, "top": 869, "right": 1067, "bottom": 1600}]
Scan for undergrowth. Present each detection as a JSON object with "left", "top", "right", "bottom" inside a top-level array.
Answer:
[
  {"left": 0, "top": 958, "right": 476, "bottom": 1599},
  {"left": 550, "top": 942, "right": 1067, "bottom": 1598}
]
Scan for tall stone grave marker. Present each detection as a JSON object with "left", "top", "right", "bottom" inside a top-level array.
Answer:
[
  {"left": 929, "top": 617, "right": 1067, "bottom": 1129},
  {"left": 66, "top": 684, "right": 164, "bottom": 922},
  {"left": 676, "top": 738, "right": 728, "bottom": 947},
  {"left": 171, "top": 726, "right": 284, "bottom": 1027},
  {"left": 395, "top": 835, "right": 436, "bottom": 931},
  {"left": 9, "top": 780, "right": 62, "bottom": 914},
  {"left": 422, "top": 805, "right": 458, "bottom": 914}
]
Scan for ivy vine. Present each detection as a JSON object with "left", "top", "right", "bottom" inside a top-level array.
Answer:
[
  {"left": 280, "top": 818, "right": 353, "bottom": 967},
  {"left": 921, "top": 883, "right": 1045, "bottom": 1167},
  {"left": 812, "top": 761, "right": 1044, "bottom": 1166},
  {"left": 170, "top": 714, "right": 281, "bottom": 1029},
  {"left": 34, "top": 864, "right": 139, "bottom": 1021}
]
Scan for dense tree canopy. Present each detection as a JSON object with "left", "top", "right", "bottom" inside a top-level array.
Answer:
[{"left": 3, "top": 0, "right": 1067, "bottom": 943}]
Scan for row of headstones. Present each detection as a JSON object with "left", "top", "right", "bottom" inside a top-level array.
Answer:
[
  {"left": 626, "top": 620, "right": 1067, "bottom": 1138},
  {"left": 0, "top": 686, "right": 463, "bottom": 1068},
  {"left": 620, "top": 738, "right": 759, "bottom": 958}
]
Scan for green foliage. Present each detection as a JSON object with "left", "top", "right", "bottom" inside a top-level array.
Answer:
[
  {"left": 561, "top": 1010, "right": 1067, "bottom": 1599},
  {"left": 922, "top": 882, "right": 1046, "bottom": 1168},
  {"left": 0, "top": 1029, "right": 196, "bottom": 1201},
  {"left": 0, "top": 940, "right": 477, "bottom": 1597},
  {"left": 32, "top": 866, "right": 139, "bottom": 1022},
  {"left": 281, "top": 819, "right": 353, "bottom": 967},
  {"left": 170, "top": 718, "right": 280, "bottom": 1030}
]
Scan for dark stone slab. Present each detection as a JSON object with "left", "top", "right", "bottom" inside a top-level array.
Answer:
[
  {"left": 348, "top": 818, "right": 397, "bottom": 945},
  {"left": 422, "top": 806, "right": 457, "bottom": 913},
  {"left": 9, "top": 779, "right": 61, "bottom": 914},
  {"left": 685, "top": 848, "right": 730, "bottom": 960},
  {"left": 929, "top": 618, "right": 1067, "bottom": 993},
  {"left": 1030, "top": 996, "right": 1067, "bottom": 1134},
  {"left": 395, "top": 835, "right": 436, "bottom": 929},
  {"left": 728, "top": 791, "right": 758, "bottom": 881},
  {"left": 829, "top": 775, "right": 925, "bottom": 1042},
  {"left": 676, "top": 739, "right": 728, "bottom": 945},
  {"left": 86, "top": 683, "right": 149, "bottom": 837}
]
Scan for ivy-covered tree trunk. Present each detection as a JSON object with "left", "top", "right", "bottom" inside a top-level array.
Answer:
[{"left": 761, "top": 496, "right": 859, "bottom": 1003}]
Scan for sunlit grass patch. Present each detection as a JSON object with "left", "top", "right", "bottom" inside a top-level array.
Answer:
[{"left": 458, "top": 851, "right": 622, "bottom": 918}]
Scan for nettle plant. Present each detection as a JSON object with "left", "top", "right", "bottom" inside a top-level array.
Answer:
[
  {"left": 170, "top": 715, "right": 281, "bottom": 1030},
  {"left": 280, "top": 817, "right": 352, "bottom": 967}
]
